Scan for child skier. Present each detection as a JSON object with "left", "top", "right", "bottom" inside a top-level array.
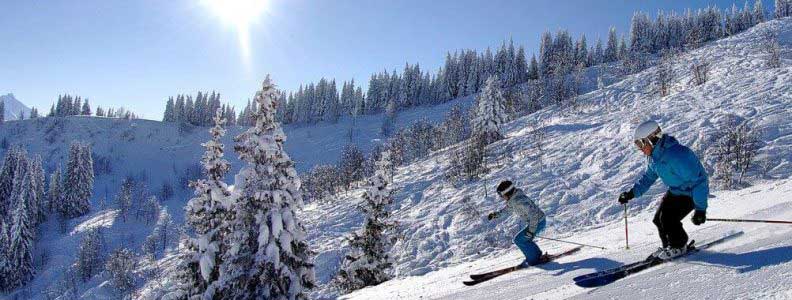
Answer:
[
  {"left": 487, "top": 180, "right": 547, "bottom": 266},
  {"left": 618, "top": 120, "right": 709, "bottom": 260}
]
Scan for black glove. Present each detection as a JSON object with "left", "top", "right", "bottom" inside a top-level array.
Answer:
[
  {"left": 692, "top": 210, "right": 706, "bottom": 225},
  {"left": 618, "top": 190, "right": 635, "bottom": 204},
  {"left": 487, "top": 212, "right": 498, "bottom": 221}
]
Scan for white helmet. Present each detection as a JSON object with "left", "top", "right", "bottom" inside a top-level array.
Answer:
[{"left": 634, "top": 120, "right": 662, "bottom": 140}]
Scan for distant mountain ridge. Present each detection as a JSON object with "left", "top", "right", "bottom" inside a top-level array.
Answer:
[{"left": 1, "top": 93, "right": 32, "bottom": 120}]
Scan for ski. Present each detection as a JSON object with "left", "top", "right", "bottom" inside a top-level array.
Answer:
[
  {"left": 463, "top": 246, "right": 582, "bottom": 286},
  {"left": 573, "top": 231, "right": 743, "bottom": 288}
]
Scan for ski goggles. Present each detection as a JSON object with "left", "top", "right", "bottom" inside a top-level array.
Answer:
[
  {"left": 634, "top": 137, "right": 653, "bottom": 149},
  {"left": 498, "top": 185, "right": 515, "bottom": 197}
]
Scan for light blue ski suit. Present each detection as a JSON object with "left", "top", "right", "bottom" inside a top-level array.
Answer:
[{"left": 493, "top": 188, "right": 547, "bottom": 265}]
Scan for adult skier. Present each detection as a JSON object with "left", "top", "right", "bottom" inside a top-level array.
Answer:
[
  {"left": 487, "top": 180, "right": 547, "bottom": 266},
  {"left": 618, "top": 120, "right": 709, "bottom": 260}
]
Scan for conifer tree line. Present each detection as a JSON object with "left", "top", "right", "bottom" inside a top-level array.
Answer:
[
  {"left": 163, "top": 91, "right": 238, "bottom": 126},
  {"left": 235, "top": 1, "right": 777, "bottom": 127},
  {"left": 34, "top": 94, "right": 139, "bottom": 120},
  {"left": 0, "top": 142, "right": 94, "bottom": 291},
  {"left": 776, "top": 0, "right": 792, "bottom": 18},
  {"left": 156, "top": 1, "right": 778, "bottom": 128},
  {"left": 47, "top": 94, "right": 92, "bottom": 117}
]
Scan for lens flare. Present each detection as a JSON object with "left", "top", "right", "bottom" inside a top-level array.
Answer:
[{"left": 203, "top": 0, "right": 268, "bottom": 68}]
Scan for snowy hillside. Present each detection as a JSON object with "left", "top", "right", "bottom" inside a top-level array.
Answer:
[
  {"left": 1, "top": 93, "right": 32, "bottom": 121},
  {"left": 0, "top": 89, "right": 473, "bottom": 299},
  {"left": 302, "top": 16, "right": 792, "bottom": 297},
  {"left": 0, "top": 94, "right": 474, "bottom": 194}
]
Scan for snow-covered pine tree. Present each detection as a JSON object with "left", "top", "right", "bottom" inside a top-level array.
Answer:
[
  {"left": 0, "top": 148, "right": 21, "bottom": 218},
  {"left": 81, "top": 99, "right": 91, "bottom": 116},
  {"left": 76, "top": 228, "right": 104, "bottom": 281},
  {"left": 28, "top": 155, "right": 46, "bottom": 224},
  {"left": 72, "top": 97, "right": 81, "bottom": 116},
  {"left": 592, "top": 37, "right": 604, "bottom": 65},
  {"left": 472, "top": 75, "right": 507, "bottom": 144},
  {"left": 381, "top": 99, "right": 397, "bottom": 137},
  {"left": 338, "top": 144, "right": 366, "bottom": 189},
  {"left": 218, "top": 76, "right": 315, "bottom": 299},
  {"left": 178, "top": 108, "right": 232, "bottom": 298},
  {"left": 776, "top": 0, "right": 792, "bottom": 18},
  {"left": 753, "top": 0, "right": 765, "bottom": 24},
  {"left": 144, "top": 209, "right": 178, "bottom": 257},
  {"left": 5, "top": 192, "right": 35, "bottom": 291},
  {"left": 439, "top": 104, "right": 470, "bottom": 148},
  {"left": 0, "top": 221, "right": 10, "bottom": 290},
  {"left": 527, "top": 55, "right": 539, "bottom": 80},
  {"left": 334, "top": 150, "right": 396, "bottom": 293},
  {"left": 116, "top": 180, "right": 133, "bottom": 222},
  {"left": 47, "top": 166, "right": 63, "bottom": 214},
  {"left": 142, "top": 196, "right": 160, "bottom": 225},
  {"left": 618, "top": 35, "right": 629, "bottom": 60},
  {"left": 62, "top": 142, "right": 93, "bottom": 218},
  {"left": 602, "top": 27, "right": 619, "bottom": 63},
  {"left": 0, "top": 100, "right": 4, "bottom": 123},
  {"left": 10, "top": 150, "right": 32, "bottom": 228},
  {"left": 29, "top": 107, "right": 39, "bottom": 119},
  {"left": 575, "top": 34, "right": 588, "bottom": 67},
  {"left": 163, "top": 98, "right": 175, "bottom": 122},
  {"left": 185, "top": 96, "right": 195, "bottom": 125},
  {"left": 105, "top": 248, "right": 136, "bottom": 293},
  {"left": 630, "top": 11, "right": 653, "bottom": 54},
  {"left": 324, "top": 80, "right": 341, "bottom": 123}
]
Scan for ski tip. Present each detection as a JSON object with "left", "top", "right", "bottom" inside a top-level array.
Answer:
[
  {"left": 573, "top": 278, "right": 608, "bottom": 288},
  {"left": 463, "top": 280, "right": 480, "bottom": 286}
]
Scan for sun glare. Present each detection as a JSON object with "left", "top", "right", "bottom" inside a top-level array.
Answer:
[
  {"left": 203, "top": 0, "right": 268, "bottom": 69},
  {"left": 205, "top": 0, "right": 267, "bottom": 29}
]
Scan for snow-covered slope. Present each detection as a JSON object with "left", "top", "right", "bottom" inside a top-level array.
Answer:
[
  {"left": 0, "top": 89, "right": 474, "bottom": 299},
  {"left": 1, "top": 93, "right": 32, "bottom": 121},
  {"left": 303, "top": 17, "right": 792, "bottom": 297},
  {"left": 344, "top": 179, "right": 792, "bottom": 299}
]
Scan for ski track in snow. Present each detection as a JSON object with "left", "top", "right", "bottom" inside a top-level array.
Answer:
[{"left": 344, "top": 179, "right": 792, "bottom": 300}]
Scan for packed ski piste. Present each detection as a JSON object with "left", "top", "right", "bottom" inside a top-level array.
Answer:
[{"left": 461, "top": 120, "right": 783, "bottom": 288}]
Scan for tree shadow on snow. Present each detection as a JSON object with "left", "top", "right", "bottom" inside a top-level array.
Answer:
[
  {"left": 537, "top": 257, "right": 623, "bottom": 276},
  {"left": 690, "top": 246, "right": 792, "bottom": 273}
]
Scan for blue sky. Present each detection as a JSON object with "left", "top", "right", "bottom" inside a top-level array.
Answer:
[{"left": 0, "top": 0, "right": 758, "bottom": 120}]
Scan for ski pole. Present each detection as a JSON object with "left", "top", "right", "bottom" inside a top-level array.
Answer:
[
  {"left": 623, "top": 203, "right": 629, "bottom": 250},
  {"left": 535, "top": 236, "right": 607, "bottom": 250},
  {"left": 706, "top": 218, "right": 792, "bottom": 224}
]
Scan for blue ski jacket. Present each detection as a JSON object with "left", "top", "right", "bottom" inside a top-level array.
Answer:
[{"left": 631, "top": 134, "right": 709, "bottom": 211}]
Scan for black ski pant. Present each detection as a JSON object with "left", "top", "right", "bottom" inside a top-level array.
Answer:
[{"left": 653, "top": 191, "right": 694, "bottom": 249}]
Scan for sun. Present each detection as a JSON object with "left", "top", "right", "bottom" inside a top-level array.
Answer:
[
  {"left": 203, "top": 0, "right": 269, "bottom": 67},
  {"left": 204, "top": 0, "right": 267, "bottom": 29}
]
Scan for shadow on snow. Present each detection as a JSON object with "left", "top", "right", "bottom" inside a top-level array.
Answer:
[
  {"left": 537, "top": 257, "right": 623, "bottom": 276},
  {"left": 692, "top": 246, "right": 792, "bottom": 273}
]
